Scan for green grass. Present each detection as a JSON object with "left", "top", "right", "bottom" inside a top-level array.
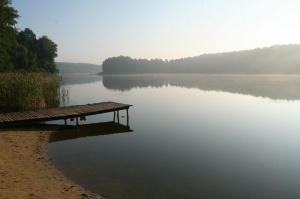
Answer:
[{"left": 0, "top": 72, "right": 67, "bottom": 112}]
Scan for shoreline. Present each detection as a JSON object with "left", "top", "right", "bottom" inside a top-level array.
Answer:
[{"left": 0, "top": 126, "right": 105, "bottom": 199}]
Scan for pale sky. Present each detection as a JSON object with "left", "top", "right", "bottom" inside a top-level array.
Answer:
[{"left": 12, "top": 0, "right": 300, "bottom": 65}]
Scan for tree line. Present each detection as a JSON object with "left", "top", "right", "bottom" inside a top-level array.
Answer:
[
  {"left": 0, "top": 0, "right": 58, "bottom": 73},
  {"left": 56, "top": 62, "right": 102, "bottom": 74},
  {"left": 102, "top": 44, "right": 300, "bottom": 74}
]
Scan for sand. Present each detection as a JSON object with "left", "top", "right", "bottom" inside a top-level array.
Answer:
[{"left": 0, "top": 127, "right": 105, "bottom": 199}]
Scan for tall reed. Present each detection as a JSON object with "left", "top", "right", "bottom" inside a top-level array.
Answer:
[{"left": 0, "top": 72, "right": 67, "bottom": 113}]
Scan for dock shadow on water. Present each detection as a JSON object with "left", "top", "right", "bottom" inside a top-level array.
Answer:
[{"left": 49, "top": 121, "right": 133, "bottom": 143}]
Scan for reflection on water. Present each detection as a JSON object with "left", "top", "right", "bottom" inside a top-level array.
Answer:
[
  {"left": 103, "top": 74, "right": 300, "bottom": 100},
  {"left": 48, "top": 73, "right": 300, "bottom": 199},
  {"left": 49, "top": 122, "right": 133, "bottom": 143}
]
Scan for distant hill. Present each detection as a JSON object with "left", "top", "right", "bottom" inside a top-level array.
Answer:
[
  {"left": 56, "top": 62, "right": 102, "bottom": 74},
  {"left": 102, "top": 44, "right": 300, "bottom": 74}
]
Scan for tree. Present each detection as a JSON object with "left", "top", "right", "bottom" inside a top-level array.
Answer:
[
  {"left": 15, "top": 28, "right": 38, "bottom": 70},
  {"left": 10, "top": 42, "right": 28, "bottom": 70},
  {"left": 16, "top": 28, "right": 37, "bottom": 48},
  {"left": 36, "top": 36, "right": 58, "bottom": 73},
  {"left": 13, "top": 28, "right": 58, "bottom": 73},
  {"left": 0, "top": 0, "right": 19, "bottom": 71},
  {"left": 0, "top": 2, "right": 58, "bottom": 73}
]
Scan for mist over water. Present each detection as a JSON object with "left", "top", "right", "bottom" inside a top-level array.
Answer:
[{"left": 48, "top": 74, "right": 300, "bottom": 199}]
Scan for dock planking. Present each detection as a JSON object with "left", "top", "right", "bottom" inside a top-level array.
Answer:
[{"left": 0, "top": 102, "right": 132, "bottom": 127}]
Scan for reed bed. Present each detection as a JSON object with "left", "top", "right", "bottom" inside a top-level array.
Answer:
[{"left": 0, "top": 72, "right": 67, "bottom": 113}]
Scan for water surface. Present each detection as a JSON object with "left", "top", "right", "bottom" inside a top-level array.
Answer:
[{"left": 48, "top": 74, "right": 300, "bottom": 199}]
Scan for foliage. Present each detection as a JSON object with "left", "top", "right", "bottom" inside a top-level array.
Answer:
[
  {"left": 0, "top": 72, "right": 62, "bottom": 112},
  {"left": 0, "top": 2, "right": 65, "bottom": 113},
  {"left": 36, "top": 35, "right": 58, "bottom": 73},
  {"left": 0, "top": 0, "right": 19, "bottom": 71},
  {"left": 0, "top": 1, "right": 58, "bottom": 73},
  {"left": 102, "top": 56, "right": 167, "bottom": 74},
  {"left": 12, "top": 29, "right": 58, "bottom": 73},
  {"left": 102, "top": 45, "right": 300, "bottom": 74}
]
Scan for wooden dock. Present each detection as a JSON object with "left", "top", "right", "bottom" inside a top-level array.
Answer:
[{"left": 0, "top": 102, "right": 132, "bottom": 127}]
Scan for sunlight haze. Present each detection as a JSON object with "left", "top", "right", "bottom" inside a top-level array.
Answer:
[{"left": 12, "top": 0, "right": 300, "bottom": 64}]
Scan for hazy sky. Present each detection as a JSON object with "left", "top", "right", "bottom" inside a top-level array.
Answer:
[{"left": 12, "top": 0, "right": 300, "bottom": 64}]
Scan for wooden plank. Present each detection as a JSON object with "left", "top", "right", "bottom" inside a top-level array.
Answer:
[
  {"left": 8, "top": 113, "right": 23, "bottom": 121},
  {"left": 3, "top": 114, "right": 14, "bottom": 122},
  {"left": 0, "top": 115, "right": 10, "bottom": 122}
]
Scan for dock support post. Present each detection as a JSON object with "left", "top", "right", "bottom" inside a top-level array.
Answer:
[
  {"left": 76, "top": 117, "right": 79, "bottom": 126},
  {"left": 126, "top": 109, "right": 129, "bottom": 126},
  {"left": 117, "top": 111, "right": 120, "bottom": 124},
  {"left": 64, "top": 119, "right": 67, "bottom": 126},
  {"left": 113, "top": 111, "right": 116, "bottom": 122}
]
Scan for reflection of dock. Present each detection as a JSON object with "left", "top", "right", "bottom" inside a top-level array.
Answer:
[
  {"left": 49, "top": 121, "right": 133, "bottom": 143},
  {"left": 0, "top": 102, "right": 132, "bottom": 127}
]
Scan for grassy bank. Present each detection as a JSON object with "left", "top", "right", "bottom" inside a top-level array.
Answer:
[{"left": 0, "top": 72, "right": 65, "bottom": 112}]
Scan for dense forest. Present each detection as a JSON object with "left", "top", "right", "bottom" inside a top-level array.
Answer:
[
  {"left": 56, "top": 62, "right": 102, "bottom": 74},
  {"left": 0, "top": 0, "right": 57, "bottom": 73},
  {"left": 102, "top": 45, "right": 300, "bottom": 74}
]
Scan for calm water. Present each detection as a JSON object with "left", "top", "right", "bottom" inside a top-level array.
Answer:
[{"left": 48, "top": 74, "right": 300, "bottom": 199}]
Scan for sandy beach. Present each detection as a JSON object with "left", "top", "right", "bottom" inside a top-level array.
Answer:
[{"left": 0, "top": 126, "right": 105, "bottom": 199}]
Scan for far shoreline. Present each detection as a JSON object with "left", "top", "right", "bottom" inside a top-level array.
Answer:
[{"left": 97, "top": 72, "right": 300, "bottom": 76}]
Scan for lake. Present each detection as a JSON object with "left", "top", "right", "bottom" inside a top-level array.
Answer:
[{"left": 47, "top": 74, "right": 300, "bottom": 199}]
